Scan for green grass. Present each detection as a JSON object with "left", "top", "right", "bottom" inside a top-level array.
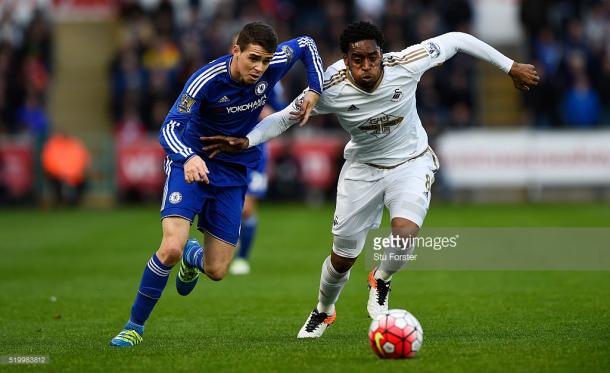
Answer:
[{"left": 1, "top": 203, "right": 609, "bottom": 372}]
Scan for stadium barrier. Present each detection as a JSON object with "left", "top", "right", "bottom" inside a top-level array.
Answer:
[
  {"left": 437, "top": 129, "right": 610, "bottom": 200},
  {"left": 115, "top": 137, "right": 166, "bottom": 200},
  {"left": 0, "top": 132, "right": 347, "bottom": 205},
  {"left": 0, "top": 135, "right": 34, "bottom": 201}
]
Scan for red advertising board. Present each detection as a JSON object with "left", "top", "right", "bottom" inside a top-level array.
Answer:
[
  {"left": 115, "top": 138, "right": 166, "bottom": 193},
  {"left": 0, "top": 140, "right": 34, "bottom": 198},
  {"left": 290, "top": 137, "right": 345, "bottom": 189}
]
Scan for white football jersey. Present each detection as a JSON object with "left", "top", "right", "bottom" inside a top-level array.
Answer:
[
  {"left": 308, "top": 38, "right": 450, "bottom": 166},
  {"left": 248, "top": 33, "right": 513, "bottom": 164}
]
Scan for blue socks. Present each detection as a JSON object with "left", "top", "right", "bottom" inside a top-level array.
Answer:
[
  {"left": 124, "top": 320, "right": 144, "bottom": 335},
  {"left": 237, "top": 215, "right": 257, "bottom": 259},
  {"left": 129, "top": 254, "right": 173, "bottom": 326},
  {"left": 184, "top": 242, "right": 205, "bottom": 272}
]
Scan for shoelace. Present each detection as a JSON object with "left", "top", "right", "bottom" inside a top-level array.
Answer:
[
  {"left": 305, "top": 310, "right": 328, "bottom": 332},
  {"left": 117, "top": 330, "right": 142, "bottom": 344},
  {"left": 376, "top": 279, "right": 391, "bottom": 306},
  {"left": 180, "top": 262, "right": 198, "bottom": 281}
]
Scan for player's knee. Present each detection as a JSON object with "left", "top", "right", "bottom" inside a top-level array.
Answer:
[
  {"left": 157, "top": 238, "right": 185, "bottom": 265},
  {"left": 204, "top": 265, "right": 227, "bottom": 281},
  {"left": 391, "top": 218, "right": 420, "bottom": 241},
  {"left": 330, "top": 252, "right": 356, "bottom": 273},
  {"left": 332, "top": 231, "right": 367, "bottom": 260}
]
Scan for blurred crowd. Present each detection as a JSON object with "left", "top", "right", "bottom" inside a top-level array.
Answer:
[
  {"left": 110, "top": 0, "right": 476, "bottom": 142},
  {"left": 522, "top": 0, "right": 610, "bottom": 128},
  {"left": 0, "top": 3, "right": 53, "bottom": 136},
  {"left": 3, "top": 0, "right": 610, "bottom": 138}
]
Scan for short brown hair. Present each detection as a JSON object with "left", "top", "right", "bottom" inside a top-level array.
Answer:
[{"left": 236, "top": 21, "right": 278, "bottom": 54}]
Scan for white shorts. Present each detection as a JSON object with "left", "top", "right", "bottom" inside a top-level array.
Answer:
[{"left": 331, "top": 148, "right": 439, "bottom": 257}]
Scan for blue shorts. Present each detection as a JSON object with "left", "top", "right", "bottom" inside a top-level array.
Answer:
[
  {"left": 247, "top": 143, "right": 268, "bottom": 198},
  {"left": 160, "top": 158, "right": 247, "bottom": 246}
]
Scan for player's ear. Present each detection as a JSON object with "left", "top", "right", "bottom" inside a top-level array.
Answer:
[
  {"left": 343, "top": 53, "right": 349, "bottom": 67},
  {"left": 232, "top": 44, "right": 240, "bottom": 56}
]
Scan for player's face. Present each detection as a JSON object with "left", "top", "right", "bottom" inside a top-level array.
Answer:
[
  {"left": 344, "top": 40, "right": 383, "bottom": 91},
  {"left": 231, "top": 43, "right": 274, "bottom": 84}
]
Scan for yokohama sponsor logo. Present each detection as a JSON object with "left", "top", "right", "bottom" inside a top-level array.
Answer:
[{"left": 226, "top": 95, "right": 267, "bottom": 113}]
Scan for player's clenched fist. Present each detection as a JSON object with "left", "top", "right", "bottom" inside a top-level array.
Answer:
[
  {"left": 184, "top": 155, "right": 210, "bottom": 184},
  {"left": 508, "top": 62, "right": 540, "bottom": 91}
]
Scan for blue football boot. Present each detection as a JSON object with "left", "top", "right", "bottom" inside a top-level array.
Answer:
[
  {"left": 109, "top": 321, "right": 144, "bottom": 347},
  {"left": 176, "top": 238, "right": 202, "bottom": 296}
]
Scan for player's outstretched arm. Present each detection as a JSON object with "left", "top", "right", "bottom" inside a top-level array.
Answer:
[
  {"left": 439, "top": 32, "right": 540, "bottom": 90},
  {"left": 409, "top": 32, "right": 539, "bottom": 91}
]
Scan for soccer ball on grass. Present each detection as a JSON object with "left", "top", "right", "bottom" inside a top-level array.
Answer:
[{"left": 368, "top": 309, "right": 423, "bottom": 359}]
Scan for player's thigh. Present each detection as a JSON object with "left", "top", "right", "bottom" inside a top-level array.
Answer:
[
  {"left": 202, "top": 233, "right": 235, "bottom": 280},
  {"left": 161, "top": 216, "right": 191, "bottom": 243},
  {"left": 332, "top": 162, "right": 384, "bottom": 258},
  {"left": 333, "top": 162, "right": 384, "bottom": 236},
  {"left": 157, "top": 216, "right": 192, "bottom": 264},
  {"left": 384, "top": 153, "right": 438, "bottom": 227}
]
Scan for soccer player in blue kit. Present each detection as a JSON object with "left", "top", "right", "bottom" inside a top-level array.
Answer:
[{"left": 110, "top": 21, "right": 323, "bottom": 347}]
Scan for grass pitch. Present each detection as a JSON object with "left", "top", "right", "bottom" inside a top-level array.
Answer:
[{"left": 1, "top": 203, "right": 609, "bottom": 372}]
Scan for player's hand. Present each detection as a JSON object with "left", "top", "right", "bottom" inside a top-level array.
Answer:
[
  {"left": 289, "top": 90, "right": 320, "bottom": 126},
  {"left": 508, "top": 62, "right": 540, "bottom": 91},
  {"left": 184, "top": 155, "right": 209, "bottom": 184},
  {"left": 200, "top": 136, "right": 249, "bottom": 158}
]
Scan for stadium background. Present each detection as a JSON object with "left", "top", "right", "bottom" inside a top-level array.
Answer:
[{"left": 0, "top": 0, "right": 609, "bottom": 371}]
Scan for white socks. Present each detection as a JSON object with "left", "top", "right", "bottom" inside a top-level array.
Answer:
[
  {"left": 374, "top": 269, "right": 393, "bottom": 282},
  {"left": 377, "top": 236, "right": 415, "bottom": 281},
  {"left": 316, "top": 256, "right": 350, "bottom": 314}
]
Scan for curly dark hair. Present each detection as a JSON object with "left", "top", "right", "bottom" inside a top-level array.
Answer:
[
  {"left": 236, "top": 21, "right": 278, "bottom": 54},
  {"left": 339, "top": 21, "right": 385, "bottom": 54}
]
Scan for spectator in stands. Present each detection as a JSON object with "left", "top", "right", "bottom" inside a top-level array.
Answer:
[
  {"left": 521, "top": 1, "right": 610, "bottom": 128},
  {"left": 42, "top": 132, "right": 90, "bottom": 206},
  {"left": 0, "top": 4, "right": 53, "bottom": 134},
  {"left": 525, "top": 59, "right": 561, "bottom": 128},
  {"left": 561, "top": 73, "right": 601, "bottom": 127},
  {"left": 16, "top": 90, "right": 50, "bottom": 137},
  {"left": 114, "top": 97, "right": 146, "bottom": 144},
  {"left": 598, "top": 52, "right": 610, "bottom": 123}
]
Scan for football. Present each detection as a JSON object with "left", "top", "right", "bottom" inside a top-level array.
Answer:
[{"left": 368, "top": 309, "right": 423, "bottom": 359}]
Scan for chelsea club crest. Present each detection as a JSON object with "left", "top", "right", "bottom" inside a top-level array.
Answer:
[
  {"left": 169, "top": 192, "right": 182, "bottom": 204},
  {"left": 255, "top": 80, "right": 268, "bottom": 96}
]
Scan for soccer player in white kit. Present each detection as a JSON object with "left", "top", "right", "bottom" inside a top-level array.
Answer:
[{"left": 202, "top": 21, "right": 540, "bottom": 338}]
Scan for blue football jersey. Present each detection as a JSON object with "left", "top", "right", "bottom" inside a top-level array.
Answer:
[
  {"left": 159, "top": 36, "right": 323, "bottom": 186},
  {"left": 266, "top": 81, "right": 287, "bottom": 112}
]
